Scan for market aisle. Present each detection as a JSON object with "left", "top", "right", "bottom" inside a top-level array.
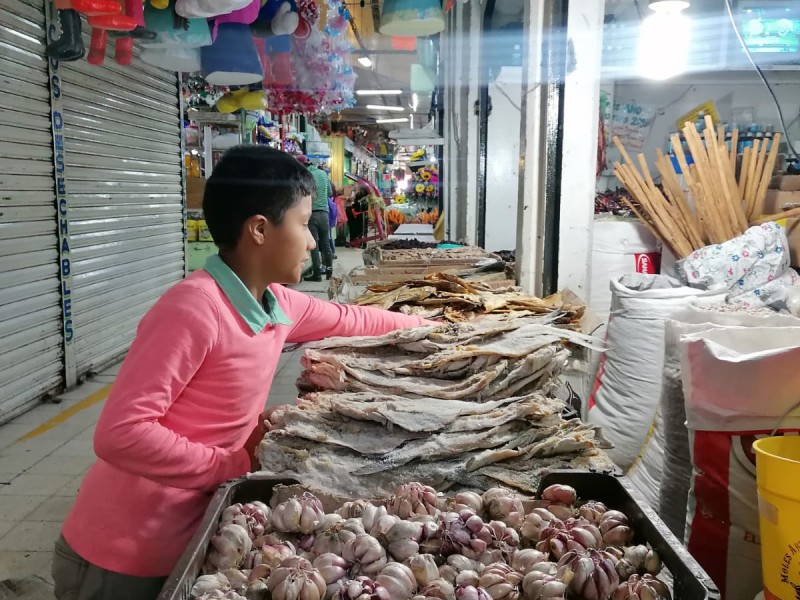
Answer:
[{"left": 0, "top": 248, "right": 363, "bottom": 589}]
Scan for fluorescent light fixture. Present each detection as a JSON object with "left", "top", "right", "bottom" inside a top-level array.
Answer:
[
  {"left": 357, "top": 56, "right": 373, "bottom": 67},
  {"left": 376, "top": 117, "right": 409, "bottom": 124},
  {"left": 366, "top": 105, "right": 405, "bottom": 112},
  {"left": 356, "top": 89, "right": 403, "bottom": 96},
  {"left": 638, "top": 1, "right": 691, "bottom": 80}
]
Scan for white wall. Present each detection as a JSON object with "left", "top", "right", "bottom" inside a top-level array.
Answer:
[{"left": 484, "top": 69, "right": 522, "bottom": 252}]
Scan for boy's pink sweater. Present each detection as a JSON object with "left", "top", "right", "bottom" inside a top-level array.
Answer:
[{"left": 61, "top": 270, "right": 427, "bottom": 577}]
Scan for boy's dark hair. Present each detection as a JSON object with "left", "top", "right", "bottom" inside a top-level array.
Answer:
[{"left": 203, "top": 145, "right": 316, "bottom": 249}]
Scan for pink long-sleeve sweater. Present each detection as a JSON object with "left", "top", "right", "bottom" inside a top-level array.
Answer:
[{"left": 61, "top": 257, "right": 427, "bottom": 577}]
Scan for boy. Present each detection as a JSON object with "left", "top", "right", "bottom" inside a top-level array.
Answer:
[{"left": 52, "top": 146, "right": 431, "bottom": 600}]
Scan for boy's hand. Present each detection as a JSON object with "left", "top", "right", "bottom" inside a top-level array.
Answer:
[{"left": 243, "top": 407, "right": 283, "bottom": 472}]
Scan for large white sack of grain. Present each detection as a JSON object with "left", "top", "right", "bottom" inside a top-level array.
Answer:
[
  {"left": 681, "top": 326, "right": 800, "bottom": 600},
  {"left": 589, "top": 218, "right": 661, "bottom": 328},
  {"left": 655, "top": 305, "right": 800, "bottom": 540},
  {"left": 587, "top": 274, "right": 724, "bottom": 473}
]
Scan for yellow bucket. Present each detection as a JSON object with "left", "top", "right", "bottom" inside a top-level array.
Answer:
[{"left": 754, "top": 436, "right": 800, "bottom": 600}]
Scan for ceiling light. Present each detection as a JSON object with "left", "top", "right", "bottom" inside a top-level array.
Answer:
[
  {"left": 411, "top": 93, "right": 419, "bottom": 111},
  {"left": 358, "top": 56, "right": 373, "bottom": 67},
  {"left": 356, "top": 90, "right": 403, "bottom": 96},
  {"left": 638, "top": 0, "right": 691, "bottom": 80},
  {"left": 376, "top": 117, "right": 409, "bottom": 124},
  {"left": 367, "top": 105, "right": 405, "bottom": 112}
]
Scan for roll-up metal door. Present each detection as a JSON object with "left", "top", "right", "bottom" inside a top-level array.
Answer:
[
  {"left": 60, "top": 44, "right": 184, "bottom": 378},
  {"left": 0, "top": 0, "right": 65, "bottom": 421}
]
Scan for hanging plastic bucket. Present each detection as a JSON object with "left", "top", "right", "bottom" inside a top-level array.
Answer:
[{"left": 753, "top": 436, "right": 800, "bottom": 600}]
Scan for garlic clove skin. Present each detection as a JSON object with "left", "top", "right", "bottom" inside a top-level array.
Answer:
[{"left": 407, "top": 554, "right": 440, "bottom": 588}]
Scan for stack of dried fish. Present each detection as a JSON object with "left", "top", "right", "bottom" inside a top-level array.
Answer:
[
  {"left": 258, "top": 318, "right": 613, "bottom": 499},
  {"left": 352, "top": 273, "right": 584, "bottom": 325}
]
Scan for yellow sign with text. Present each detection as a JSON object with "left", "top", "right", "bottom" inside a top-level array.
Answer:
[{"left": 676, "top": 101, "right": 720, "bottom": 130}]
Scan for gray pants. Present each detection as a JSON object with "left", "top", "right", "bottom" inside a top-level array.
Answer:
[
  {"left": 309, "top": 210, "right": 332, "bottom": 278},
  {"left": 52, "top": 535, "right": 166, "bottom": 600}
]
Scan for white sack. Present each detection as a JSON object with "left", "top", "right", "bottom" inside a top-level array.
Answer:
[{"left": 681, "top": 326, "right": 800, "bottom": 600}]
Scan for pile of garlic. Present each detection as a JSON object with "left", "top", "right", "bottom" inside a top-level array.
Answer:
[{"left": 190, "top": 483, "right": 670, "bottom": 600}]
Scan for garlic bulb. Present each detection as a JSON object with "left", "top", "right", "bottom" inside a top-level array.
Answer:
[
  {"left": 478, "top": 563, "right": 522, "bottom": 600},
  {"left": 455, "top": 571, "right": 480, "bottom": 588},
  {"left": 441, "top": 511, "right": 493, "bottom": 560},
  {"left": 598, "top": 511, "right": 634, "bottom": 547},
  {"left": 481, "top": 489, "right": 524, "bottom": 529},
  {"left": 578, "top": 501, "right": 608, "bottom": 525},
  {"left": 421, "top": 578, "right": 456, "bottom": 600},
  {"left": 520, "top": 570, "right": 567, "bottom": 600},
  {"left": 520, "top": 509, "right": 562, "bottom": 545},
  {"left": 541, "top": 485, "right": 577, "bottom": 506},
  {"left": 266, "top": 557, "right": 326, "bottom": 600},
  {"left": 313, "top": 518, "right": 357, "bottom": 557},
  {"left": 487, "top": 521, "right": 519, "bottom": 558},
  {"left": 361, "top": 504, "right": 389, "bottom": 533},
  {"left": 509, "top": 549, "right": 548, "bottom": 575},
  {"left": 389, "top": 482, "right": 439, "bottom": 519},
  {"left": 453, "top": 492, "right": 483, "bottom": 514},
  {"left": 344, "top": 519, "right": 367, "bottom": 536},
  {"left": 342, "top": 534, "right": 388, "bottom": 577},
  {"left": 615, "top": 545, "right": 648, "bottom": 580},
  {"left": 371, "top": 514, "right": 402, "bottom": 540},
  {"left": 206, "top": 524, "right": 253, "bottom": 571},
  {"left": 376, "top": 562, "right": 418, "bottom": 599},
  {"left": 386, "top": 520, "right": 423, "bottom": 561},
  {"left": 535, "top": 518, "right": 603, "bottom": 560},
  {"left": 407, "top": 554, "right": 440, "bottom": 588},
  {"left": 273, "top": 493, "right": 325, "bottom": 535},
  {"left": 247, "top": 535, "right": 295, "bottom": 569},
  {"left": 245, "top": 579, "right": 268, "bottom": 600},
  {"left": 612, "top": 574, "right": 671, "bottom": 600},
  {"left": 314, "top": 553, "right": 349, "bottom": 585},
  {"left": 455, "top": 586, "right": 492, "bottom": 600},
  {"left": 338, "top": 576, "right": 391, "bottom": 600},
  {"left": 338, "top": 500, "right": 369, "bottom": 519},
  {"left": 220, "top": 569, "right": 249, "bottom": 593},
  {"left": 192, "top": 573, "right": 231, "bottom": 596},
  {"left": 556, "top": 549, "right": 620, "bottom": 600}
]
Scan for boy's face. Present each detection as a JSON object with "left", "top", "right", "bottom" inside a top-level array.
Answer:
[{"left": 249, "top": 194, "right": 315, "bottom": 285}]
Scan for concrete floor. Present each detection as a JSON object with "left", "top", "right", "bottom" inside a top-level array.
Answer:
[{"left": 0, "top": 248, "right": 363, "bottom": 593}]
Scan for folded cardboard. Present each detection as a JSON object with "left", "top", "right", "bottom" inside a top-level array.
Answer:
[
  {"left": 763, "top": 190, "right": 800, "bottom": 215},
  {"left": 770, "top": 174, "right": 800, "bottom": 192},
  {"left": 187, "top": 177, "right": 206, "bottom": 209}
]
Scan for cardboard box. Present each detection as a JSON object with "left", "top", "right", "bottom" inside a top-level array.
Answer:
[
  {"left": 763, "top": 190, "right": 800, "bottom": 215},
  {"left": 771, "top": 175, "right": 800, "bottom": 192},
  {"left": 186, "top": 177, "right": 206, "bottom": 209},
  {"left": 777, "top": 217, "right": 800, "bottom": 267}
]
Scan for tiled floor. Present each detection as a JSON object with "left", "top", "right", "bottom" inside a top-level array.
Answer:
[{"left": 0, "top": 249, "right": 363, "bottom": 591}]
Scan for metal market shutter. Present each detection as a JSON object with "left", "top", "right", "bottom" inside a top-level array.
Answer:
[
  {"left": 60, "top": 49, "right": 184, "bottom": 378},
  {"left": 0, "top": 0, "right": 65, "bottom": 422}
]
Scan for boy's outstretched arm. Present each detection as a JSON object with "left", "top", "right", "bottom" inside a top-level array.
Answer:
[
  {"left": 278, "top": 285, "right": 436, "bottom": 344},
  {"left": 93, "top": 286, "right": 251, "bottom": 491}
]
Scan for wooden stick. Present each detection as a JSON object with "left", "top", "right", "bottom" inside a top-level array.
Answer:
[
  {"left": 750, "top": 204, "right": 800, "bottom": 225},
  {"left": 717, "top": 124, "right": 725, "bottom": 149},
  {"left": 703, "top": 121, "right": 742, "bottom": 236},
  {"left": 655, "top": 150, "right": 704, "bottom": 248},
  {"left": 671, "top": 134, "right": 716, "bottom": 243},
  {"left": 753, "top": 132, "right": 783, "bottom": 219},
  {"left": 746, "top": 139, "right": 765, "bottom": 213},
  {"left": 738, "top": 146, "right": 752, "bottom": 208},
  {"left": 729, "top": 129, "right": 739, "bottom": 173},
  {"left": 684, "top": 124, "right": 730, "bottom": 240}
]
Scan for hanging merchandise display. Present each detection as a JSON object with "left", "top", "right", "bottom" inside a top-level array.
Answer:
[
  {"left": 379, "top": 0, "right": 445, "bottom": 37},
  {"left": 0, "top": 0, "right": 66, "bottom": 421},
  {"left": 201, "top": 23, "right": 264, "bottom": 86},
  {"left": 181, "top": 73, "right": 229, "bottom": 107}
]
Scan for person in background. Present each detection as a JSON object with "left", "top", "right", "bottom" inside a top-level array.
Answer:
[
  {"left": 327, "top": 194, "right": 338, "bottom": 260},
  {"left": 52, "top": 146, "right": 434, "bottom": 600},
  {"left": 346, "top": 184, "right": 370, "bottom": 248},
  {"left": 297, "top": 155, "right": 332, "bottom": 282}
]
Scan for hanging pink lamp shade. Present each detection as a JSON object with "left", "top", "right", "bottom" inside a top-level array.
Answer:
[
  {"left": 87, "top": 12, "right": 137, "bottom": 65},
  {"left": 379, "top": 0, "right": 444, "bottom": 37},
  {"left": 55, "top": 0, "right": 121, "bottom": 15}
]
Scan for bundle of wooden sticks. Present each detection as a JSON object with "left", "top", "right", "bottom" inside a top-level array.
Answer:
[{"left": 613, "top": 115, "right": 800, "bottom": 258}]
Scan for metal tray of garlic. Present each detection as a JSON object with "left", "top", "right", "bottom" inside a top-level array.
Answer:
[{"left": 157, "top": 471, "right": 720, "bottom": 600}]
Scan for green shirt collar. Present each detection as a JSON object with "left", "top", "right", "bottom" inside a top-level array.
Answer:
[{"left": 204, "top": 254, "right": 293, "bottom": 333}]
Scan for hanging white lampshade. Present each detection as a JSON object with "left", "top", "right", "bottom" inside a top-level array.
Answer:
[{"left": 380, "top": 0, "right": 444, "bottom": 37}]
